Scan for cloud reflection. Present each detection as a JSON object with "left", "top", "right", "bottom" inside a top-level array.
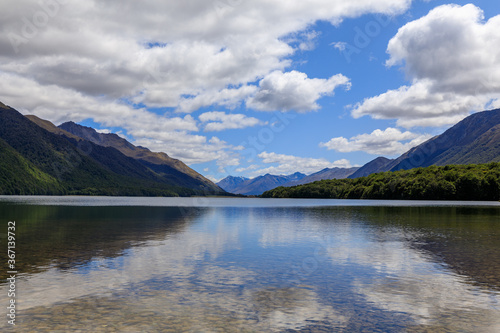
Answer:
[{"left": 2, "top": 204, "right": 500, "bottom": 332}]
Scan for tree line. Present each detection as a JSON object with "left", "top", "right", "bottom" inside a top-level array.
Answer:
[{"left": 262, "top": 163, "right": 500, "bottom": 201}]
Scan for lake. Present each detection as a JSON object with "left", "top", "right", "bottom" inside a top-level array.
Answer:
[{"left": 1, "top": 196, "right": 500, "bottom": 332}]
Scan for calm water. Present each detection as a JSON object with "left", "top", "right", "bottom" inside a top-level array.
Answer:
[{"left": 1, "top": 196, "right": 500, "bottom": 332}]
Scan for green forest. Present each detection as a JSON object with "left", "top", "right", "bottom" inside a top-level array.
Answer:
[{"left": 262, "top": 163, "right": 500, "bottom": 201}]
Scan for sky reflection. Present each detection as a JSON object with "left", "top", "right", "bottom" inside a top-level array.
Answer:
[{"left": 0, "top": 201, "right": 499, "bottom": 332}]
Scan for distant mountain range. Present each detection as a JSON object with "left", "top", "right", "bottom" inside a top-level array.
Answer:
[
  {"left": 218, "top": 172, "right": 306, "bottom": 195},
  {"left": 216, "top": 176, "right": 249, "bottom": 193},
  {"left": 220, "top": 108, "right": 500, "bottom": 195},
  {"left": 0, "top": 101, "right": 225, "bottom": 196},
  {"left": 217, "top": 168, "right": 359, "bottom": 195}
]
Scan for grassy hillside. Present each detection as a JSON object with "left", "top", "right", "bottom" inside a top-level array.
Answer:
[{"left": 262, "top": 163, "right": 500, "bottom": 201}]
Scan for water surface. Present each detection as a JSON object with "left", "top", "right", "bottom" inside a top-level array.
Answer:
[{"left": 1, "top": 197, "right": 499, "bottom": 332}]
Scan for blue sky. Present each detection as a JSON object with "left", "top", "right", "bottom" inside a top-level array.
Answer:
[{"left": 1, "top": 0, "right": 499, "bottom": 181}]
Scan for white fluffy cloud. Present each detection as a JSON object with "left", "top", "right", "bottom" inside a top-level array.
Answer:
[
  {"left": 199, "top": 111, "right": 266, "bottom": 132},
  {"left": 235, "top": 165, "right": 260, "bottom": 173},
  {"left": 247, "top": 71, "right": 351, "bottom": 112},
  {"left": 176, "top": 86, "right": 258, "bottom": 113},
  {"left": 0, "top": 0, "right": 409, "bottom": 110},
  {"left": 0, "top": 72, "right": 245, "bottom": 165},
  {"left": 0, "top": 0, "right": 412, "bottom": 167},
  {"left": 0, "top": 72, "right": 198, "bottom": 132},
  {"left": 353, "top": 4, "right": 500, "bottom": 128},
  {"left": 320, "top": 127, "right": 432, "bottom": 156},
  {"left": 352, "top": 80, "right": 487, "bottom": 128},
  {"left": 252, "top": 151, "right": 353, "bottom": 176}
]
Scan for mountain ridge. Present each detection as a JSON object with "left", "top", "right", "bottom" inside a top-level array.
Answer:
[
  {"left": 386, "top": 108, "right": 500, "bottom": 171},
  {"left": 0, "top": 102, "right": 224, "bottom": 196},
  {"left": 262, "top": 163, "right": 500, "bottom": 201},
  {"left": 57, "top": 121, "right": 220, "bottom": 192},
  {"left": 348, "top": 157, "right": 393, "bottom": 179},
  {"left": 221, "top": 108, "right": 500, "bottom": 194},
  {"left": 217, "top": 176, "right": 249, "bottom": 193},
  {"left": 262, "top": 108, "right": 500, "bottom": 199},
  {"left": 218, "top": 172, "right": 306, "bottom": 195},
  {"left": 218, "top": 167, "right": 359, "bottom": 195}
]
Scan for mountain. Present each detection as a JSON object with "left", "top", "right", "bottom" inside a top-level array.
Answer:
[
  {"left": 257, "top": 108, "right": 500, "bottom": 194},
  {"left": 221, "top": 172, "right": 306, "bottom": 195},
  {"left": 262, "top": 163, "right": 500, "bottom": 201},
  {"left": 0, "top": 102, "right": 224, "bottom": 196},
  {"left": 387, "top": 108, "right": 500, "bottom": 171},
  {"left": 284, "top": 167, "right": 359, "bottom": 186},
  {"left": 219, "top": 167, "right": 359, "bottom": 195},
  {"left": 217, "top": 176, "right": 249, "bottom": 193},
  {"left": 1, "top": 104, "right": 165, "bottom": 195},
  {"left": 281, "top": 172, "right": 306, "bottom": 183},
  {"left": 348, "top": 157, "right": 393, "bottom": 179},
  {"left": 345, "top": 109, "right": 500, "bottom": 179},
  {"left": 57, "top": 121, "right": 220, "bottom": 193},
  {"left": 25, "top": 115, "right": 82, "bottom": 141}
]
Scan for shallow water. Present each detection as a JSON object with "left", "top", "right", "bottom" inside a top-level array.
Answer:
[{"left": 1, "top": 197, "right": 499, "bottom": 332}]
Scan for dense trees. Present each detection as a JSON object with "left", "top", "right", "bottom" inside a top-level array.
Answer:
[{"left": 262, "top": 163, "right": 500, "bottom": 201}]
